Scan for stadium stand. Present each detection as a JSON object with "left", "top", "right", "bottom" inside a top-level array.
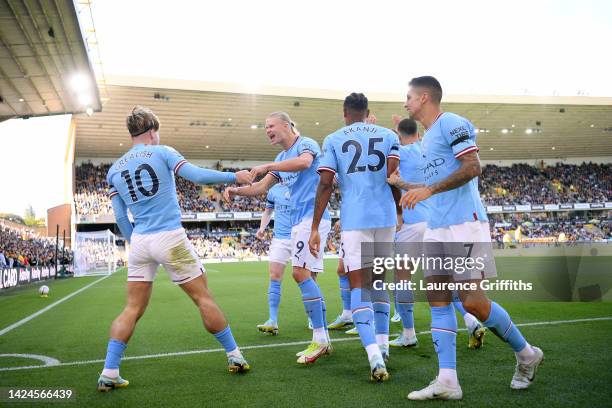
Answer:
[
  {"left": 183, "top": 222, "right": 340, "bottom": 259},
  {"left": 0, "top": 223, "right": 71, "bottom": 268},
  {"left": 480, "top": 162, "right": 611, "bottom": 205},
  {"left": 72, "top": 160, "right": 610, "bottom": 260},
  {"left": 73, "top": 162, "right": 612, "bottom": 216},
  {"left": 74, "top": 161, "right": 219, "bottom": 215},
  {"left": 489, "top": 213, "right": 611, "bottom": 243}
]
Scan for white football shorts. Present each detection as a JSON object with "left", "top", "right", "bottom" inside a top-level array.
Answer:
[
  {"left": 128, "top": 228, "right": 204, "bottom": 285},
  {"left": 291, "top": 218, "right": 332, "bottom": 273}
]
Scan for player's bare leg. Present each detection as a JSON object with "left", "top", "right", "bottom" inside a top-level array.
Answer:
[
  {"left": 110, "top": 281, "right": 153, "bottom": 343},
  {"left": 180, "top": 275, "right": 250, "bottom": 373},
  {"left": 180, "top": 275, "right": 229, "bottom": 333},
  {"left": 98, "top": 282, "right": 152, "bottom": 392}
]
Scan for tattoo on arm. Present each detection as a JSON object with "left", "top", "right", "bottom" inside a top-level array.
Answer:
[
  {"left": 395, "top": 179, "right": 426, "bottom": 191},
  {"left": 429, "top": 152, "right": 481, "bottom": 195}
]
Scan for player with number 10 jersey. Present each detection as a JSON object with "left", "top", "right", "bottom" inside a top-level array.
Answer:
[{"left": 98, "top": 106, "right": 252, "bottom": 393}]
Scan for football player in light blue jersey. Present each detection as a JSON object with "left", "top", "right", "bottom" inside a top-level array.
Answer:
[
  {"left": 399, "top": 77, "right": 543, "bottom": 400},
  {"left": 387, "top": 118, "right": 486, "bottom": 349},
  {"left": 224, "top": 112, "right": 332, "bottom": 364},
  {"left": 97, "top": 107, "right": 253, "bottom": 392},
  {"left": 309, "top": 93, "right": 402, "bottom": 382},
  {"left": 386, "top": 117, "right": 426, "bottom": 348},
  {"left": 255, "top": 183, "right": 293, "bottom": 335}
]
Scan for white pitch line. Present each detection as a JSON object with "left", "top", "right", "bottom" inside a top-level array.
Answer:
[
  {"left": 0, "top": 275, "right": 111, "bottom": 337},
  {"left": 0, "top": 354, "right": 60, "bottom": 366},
  {"left": 1, "top": 315, "right": 610, "bottom": 372}
]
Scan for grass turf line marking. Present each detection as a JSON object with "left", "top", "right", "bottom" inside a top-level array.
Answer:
[
  {"left": 0, "top": 275, "right": 111, "bottom": 337},
  {"left": 1, "top": 316, "right": 610, "bottom": 372},
  {"left": 0, "top": 354, "right": 60, "bottom": 367}
]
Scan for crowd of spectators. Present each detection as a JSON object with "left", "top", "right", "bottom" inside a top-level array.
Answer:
[
  {"left": 184, "top": 221, "right": 340, "bottom": 260},
  {"left": 176, "top": 176, "right": 217, "bottom": 213},
  {"left": 489, "top": 213, "right": 611, "bottom": 243},
  {"left": 74, "top": 162, "right": 219, "bottom": 216},
  {"left": 212, "top": 168, "right": 267, "bottom": 212},
  {"left": 74, "top": 162, "right": 610, "bottom": 217},
  {"left": 480, "top": 162, "right": 611, "bottom": 205},
  {"left": 0, "top": 224, "right": 71, "bottom": 268},
  {"left": 74, "top": 162, "right": 113, "bottom": 216},
  {"left": 180, "top": 212, "right": 611, "bottom": 260}
]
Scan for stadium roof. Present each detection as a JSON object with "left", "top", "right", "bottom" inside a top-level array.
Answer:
[
  {"left": 74, "top": 76, "right": 612, "bottom": 161},
  {"left": 0, "top": 0, "right": 101, "bottom": 121}
]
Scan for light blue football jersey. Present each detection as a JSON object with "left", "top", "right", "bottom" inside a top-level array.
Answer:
[
  {"left": 398, "top": 142, "right": 430, "bottom": 225},
  {"left": 269, "top": 136, "right": 330, "bottom": 226},
  {"left": 421, "top": 112, "right": 488, "bottom": 229},
  {"left": 318, "top": 122, "right": 400, "bottom": 231},
  {"left": 266, "top": 183, "right": 292, "bottom": 239},
  {"left": 107, "top": 144, "right": 187, "bottom": 234}
]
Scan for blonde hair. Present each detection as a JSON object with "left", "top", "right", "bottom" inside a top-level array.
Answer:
[
  {"left": 267, "top": 111, "right": 298, "bottom": 134},
  {"left": 126, "top": 106, "right": 160, "bottom": 137}
]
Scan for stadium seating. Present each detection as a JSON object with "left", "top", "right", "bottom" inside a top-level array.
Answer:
[
  {"left": 480, "top": 162, "right": 610, "bottom": 205},
  {"left": 184, "top": 222, "right": 340, "bottom": 259},
  {"left": 0, "top": 223, "right": 71, "bottom": 268},
  {"left": 489, "top": 213, "right": 610, "bottom": 243},
  {"left": 74, "top": 162, "right": 611, "bottom": 217},
  {"left": 72, "top": 161, "right": 610, "bottom": 258}
]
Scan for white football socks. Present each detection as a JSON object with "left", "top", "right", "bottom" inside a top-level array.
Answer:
[
  {"left": 516, "top": 343, "right": 536, "bottom": 363},
  {"left": 365, "top": 343, "right": 382, "bottom": 361},
  {"left": 438, "top": 368, "right": 459, "bottom": 387},
  {"left": 403, "top": 327, "right": 416, "bottom": 339},
  {"left": 463, "top": 312, "right": 479, "bottom": 330},
  {"left": 313, "top": 327, "right": 328, "bottom": 344},
  {"left": 101, "top": 368, "right": 119, "bottom": 378},
  {"left": 376, "top": 334, "right": 389, "bottom": 347}
]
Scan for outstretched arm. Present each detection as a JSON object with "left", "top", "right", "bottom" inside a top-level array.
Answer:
[
  {"left": 177, "top": 162, "right": 252, "bottom": 185},
  {"left": 250, "top": 153, "right": 314, "bottom": 179},
  {"left": 224, "top": 173, "right": 278, "bottom": 202}
]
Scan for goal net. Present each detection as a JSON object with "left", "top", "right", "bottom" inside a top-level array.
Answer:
[{"left": 73, "top": 230, "right": 117, "bottom": 276}]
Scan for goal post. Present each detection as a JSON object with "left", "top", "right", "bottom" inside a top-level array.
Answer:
[{"left": 73, "top": 230, "right": 117, "bottom": 276}]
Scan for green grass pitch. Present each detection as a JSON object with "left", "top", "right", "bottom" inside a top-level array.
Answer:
[{"left": 0, "top": 258, "right": 611, "bottom": 407}]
